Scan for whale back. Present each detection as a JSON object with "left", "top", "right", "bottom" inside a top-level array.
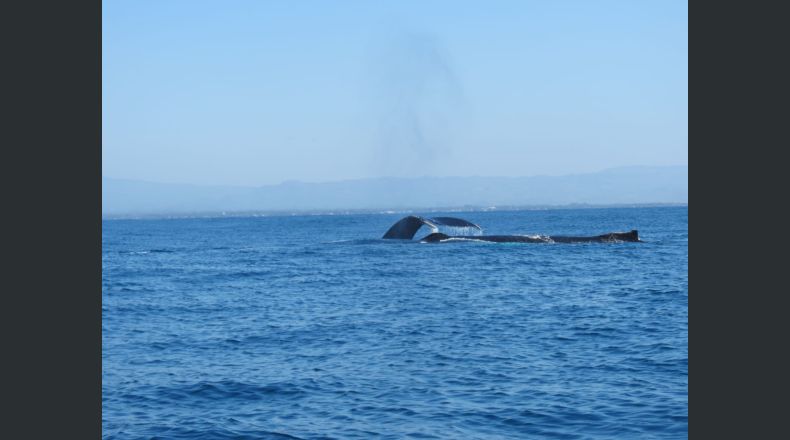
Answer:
[
  {"left": 607, "top": 230, "right": 640, "bottom": 242},
  {"left": 419, "top": 232, "right": 451, "bottom": 243}
]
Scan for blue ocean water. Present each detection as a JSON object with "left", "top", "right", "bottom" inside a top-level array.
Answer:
[{"left": 102, "top": 206, "right": 688, "bottom": 439}]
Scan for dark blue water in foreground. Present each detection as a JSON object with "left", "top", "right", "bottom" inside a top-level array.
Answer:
[{"left": 102, "top": 207, "right": 688, "bottom": 439}]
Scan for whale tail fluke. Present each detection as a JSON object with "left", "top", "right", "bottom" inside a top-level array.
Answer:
[{"left": 382, "top": 216, "right": 482, "bottom": 239}]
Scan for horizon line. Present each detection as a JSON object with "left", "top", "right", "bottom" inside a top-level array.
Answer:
[
  {"left": 102, "top": 164, "right": 689, "bottom": 189},
  {"left": 102, "top": 202, "right": 689, "bottom": 221}
]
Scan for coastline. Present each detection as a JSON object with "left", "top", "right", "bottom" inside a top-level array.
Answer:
[{"left": 102, "top": 202, "right": 688, "bottom": 221}]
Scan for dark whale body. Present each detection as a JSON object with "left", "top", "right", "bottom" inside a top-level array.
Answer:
[
  {"left": 382, "top": 215, "right": 641, "bottom": 243},
  {"left": 419, "top": 230, "right": 640, "bottom": 243}
]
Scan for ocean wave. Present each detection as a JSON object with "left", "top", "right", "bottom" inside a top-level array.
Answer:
[
  {"left": 102, "top": 206, "right": 688, "bottom": 439},
  {"left": 155, "top": 380, "right": 308, "bottom": 402}
]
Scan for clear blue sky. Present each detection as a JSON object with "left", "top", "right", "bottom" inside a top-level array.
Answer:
[{"left": 103, "top": 0, "right": 687, "bottom": 186}]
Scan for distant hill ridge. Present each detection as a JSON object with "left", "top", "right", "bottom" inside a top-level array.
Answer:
[{"left": 102, "top": 165, "right": 688, "bottom": 216}]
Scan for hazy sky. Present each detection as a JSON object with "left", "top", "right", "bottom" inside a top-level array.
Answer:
[{"left": 103, "top": 0, "right": 687, "bottom": 186}]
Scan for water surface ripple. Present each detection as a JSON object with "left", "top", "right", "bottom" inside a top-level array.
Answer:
[{"left": 103, "top": 207, "right": 688, "bottom": 439}]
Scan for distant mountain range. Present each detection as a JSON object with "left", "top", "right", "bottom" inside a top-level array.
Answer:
[{"left": 102, "top": 165, "right": 687, "bottom": 217}]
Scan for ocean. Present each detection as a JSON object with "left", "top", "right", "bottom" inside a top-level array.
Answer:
[{"left": 102, "top": 206, "right": 688, "bottom": 439}]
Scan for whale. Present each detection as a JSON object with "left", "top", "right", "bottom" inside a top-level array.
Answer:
[
  {"left": 382, "top": 215, "right": 482, "bottom": 239},
  {"left": 418, "top": 230, "right": 640, "bottom": 243},
  {"left": 382, "top": 215, "right": 641, "bottom": 243}
]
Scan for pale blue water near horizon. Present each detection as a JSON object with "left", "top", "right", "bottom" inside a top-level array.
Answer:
[{"left": 102, "top": 206, "right": 688, "bottom": 439}]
